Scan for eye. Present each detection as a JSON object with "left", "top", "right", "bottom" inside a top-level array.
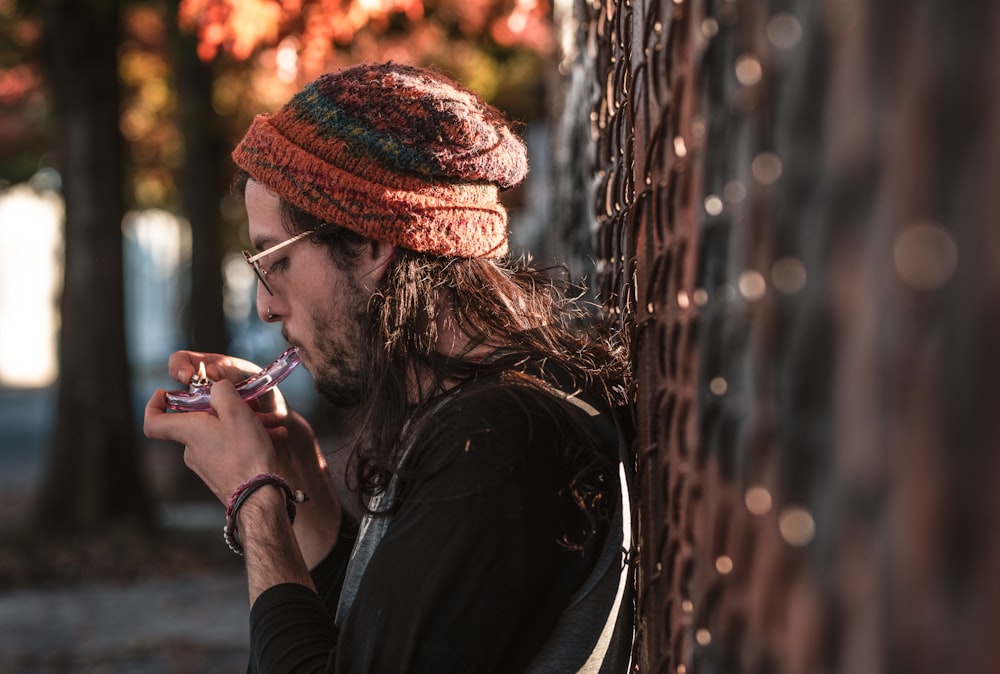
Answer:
[{"left": 266, "top": 258, "right": 289, "bottom": 275}]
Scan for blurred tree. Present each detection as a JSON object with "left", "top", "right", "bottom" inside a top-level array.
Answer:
[
  {"left": 117, "top": 4, "right": 230, "bottom": 354},
  {"left": 34, "top": 0, "right": 153, "bottom": 528},
  {"left": 169, "top": 1, "right": 229, "bottom": 354}
]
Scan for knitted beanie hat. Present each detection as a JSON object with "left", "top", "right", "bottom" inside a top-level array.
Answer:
[{"left": 232, "top": 62, "right": 528, "bottom": 258}]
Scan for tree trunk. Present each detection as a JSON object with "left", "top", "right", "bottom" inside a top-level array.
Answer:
[
  {"left": 171, "top": 8, "right": 229, "bottom": 355},
  {"left": 35, "top": 0, "right": 153, "bottom": 529}
]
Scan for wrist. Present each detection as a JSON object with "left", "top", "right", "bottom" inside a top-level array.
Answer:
[
  {"left": 224, "top": 473, "right": 309, "bottom": 556},
  {"left": 236, "top": 483, "right": 286, "bottom": 524}
]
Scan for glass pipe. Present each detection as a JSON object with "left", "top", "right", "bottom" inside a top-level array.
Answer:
[{"left": 165, "top": 347, "right": 301, "bottom": 412}]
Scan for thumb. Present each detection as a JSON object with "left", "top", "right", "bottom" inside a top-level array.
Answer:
[{"left": 209, "top": 379, "right": 251, "bottom": 418}]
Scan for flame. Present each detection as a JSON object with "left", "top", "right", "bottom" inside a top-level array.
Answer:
[{"left": 197, "top": 361, "right": 207, "bottom": 381}]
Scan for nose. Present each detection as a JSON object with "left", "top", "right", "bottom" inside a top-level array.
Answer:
[{"left": 256, "top": 286, "right": 277, "bottom": 322}]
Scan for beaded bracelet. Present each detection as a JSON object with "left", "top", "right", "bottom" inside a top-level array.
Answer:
[{"left": 223, "top": 473, "right": 309, "bottom": 556}]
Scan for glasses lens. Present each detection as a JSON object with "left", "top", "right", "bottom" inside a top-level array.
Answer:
[{"left": 243, "top": 250, "right": 274, "bottom": 295}]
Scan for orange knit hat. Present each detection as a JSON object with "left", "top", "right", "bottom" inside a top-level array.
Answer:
[{"left": 232, "top": 62, "right": 528, "bottom": 258}]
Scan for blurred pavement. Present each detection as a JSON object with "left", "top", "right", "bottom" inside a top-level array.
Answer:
[{"left": 0, "top": 573, "right": 249, "bottom": 673}]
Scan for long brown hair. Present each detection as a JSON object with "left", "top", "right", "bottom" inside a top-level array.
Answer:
[{"left": 359, "top": 247, "right": 630, "bottom": 483}]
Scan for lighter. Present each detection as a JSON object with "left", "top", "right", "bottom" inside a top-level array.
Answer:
[{"left": 164, "top": 347, "right": 301, "bottom": 412}]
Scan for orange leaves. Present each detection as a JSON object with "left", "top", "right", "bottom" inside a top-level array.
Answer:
[
  {"left": 289, "top": 0, "right": 424, "bottom": 73},
  {"left": 0, "top": 65, "right": 38, "bottom": 106},
  {"left": 178, "top": 0, "right": 301, "bottom": 61},
  {"left": 490, "top": 0, "right": 553, "bottom": 52},
  {"left": 179, "top": 0, "right": 426, "bottom": 64},
  {"left": 177, "top": 0, "right": 554, "bottom": 94}
]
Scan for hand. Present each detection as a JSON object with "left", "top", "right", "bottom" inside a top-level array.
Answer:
[
  {"left": 146, "top": 351, "right": 342, "bottom": 566},
  {"left": 145, "top": 379, "right": 277, "bottom": 503}
]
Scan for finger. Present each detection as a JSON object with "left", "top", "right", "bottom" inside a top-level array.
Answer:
[
  {"left": 144, "top": 389, "right": 196, "bottom": 443},
  {"left": 143, "top": 390, "right": 167, "bottom": 435},
  {"left": 209, "top": 379, "right": 254, "bottom": 419},
  {"left": 167, "top": 351, "right": 212, "bottom": 384},
  {"left": 266, "top": 425, "right": 290, "bottom": 443},
  {"left": 256, "top": 411, "right": 285, "bottom": 428},
  {"left": 167, "top": 351, "right": 241, "bottom": 385}
]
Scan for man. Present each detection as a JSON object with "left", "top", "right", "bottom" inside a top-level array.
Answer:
[{"left": 145, "top": 62, "right": 633, "bottom": 673}]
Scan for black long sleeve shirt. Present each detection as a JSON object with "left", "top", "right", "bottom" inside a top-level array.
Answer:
[{"left": 248, "top": 383, "right": 615, "bottom": 673}]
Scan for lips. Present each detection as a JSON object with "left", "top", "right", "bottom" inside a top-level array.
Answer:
[{"left": 283, "top": 334, "right": 308, "bottom": 370}]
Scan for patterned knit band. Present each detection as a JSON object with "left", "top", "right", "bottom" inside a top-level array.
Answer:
[{"left": 232, "top": 62, "right": 529, "bottom": 258}]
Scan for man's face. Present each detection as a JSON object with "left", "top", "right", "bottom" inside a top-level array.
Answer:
[{"left": 245, "top": 179, "right": 375, "bottom": 406}]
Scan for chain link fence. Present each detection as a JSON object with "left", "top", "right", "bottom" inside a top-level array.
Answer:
[{"left": 555, "top": 0, "right": 1000, "bottom": 671}]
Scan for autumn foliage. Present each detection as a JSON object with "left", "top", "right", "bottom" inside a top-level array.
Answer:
[{"left": 177, "top": 0, "right": 554, "bottom": 79}]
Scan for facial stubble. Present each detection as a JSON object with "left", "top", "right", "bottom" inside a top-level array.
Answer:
[{"left": 309, "top": 276, "right": 373, "bottom": 407}]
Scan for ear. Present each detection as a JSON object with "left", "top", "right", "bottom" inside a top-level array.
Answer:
[
  {"left": 357, "top": 239, "right": 397, "bottom": 289},
  {"left": 369, "top": 240, "right": 397, "bottom": 269}
]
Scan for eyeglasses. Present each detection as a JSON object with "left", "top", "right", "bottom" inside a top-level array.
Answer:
[{"left": 242, "top": 229, "right": 317, "bottom": 296}]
